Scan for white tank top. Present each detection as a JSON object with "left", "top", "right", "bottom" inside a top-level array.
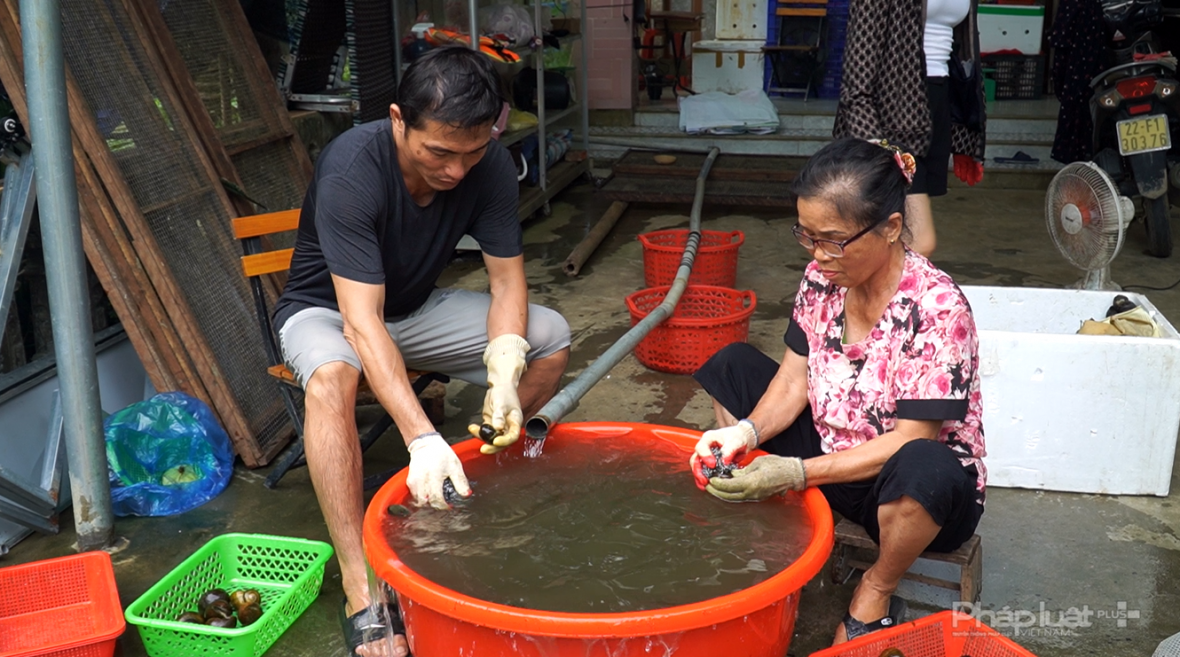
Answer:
[{"left": 924, "top": 0, "right": 971, "bottom": 77}]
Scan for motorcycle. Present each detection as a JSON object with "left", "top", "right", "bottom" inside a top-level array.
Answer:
[{"left": 1089, "top": 0, "right": 1180, "bottom": 257}]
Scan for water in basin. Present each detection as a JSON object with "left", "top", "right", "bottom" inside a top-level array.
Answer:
[{"left": 380, "top": 435, "right": 812, "bottom": 613}]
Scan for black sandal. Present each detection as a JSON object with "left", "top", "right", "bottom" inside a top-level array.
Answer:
[
  {"left": 842, "top": 595, "right": 907, "bottom": 642},
  {"left": 339, "top": 598, "right": 409, "bottom": 656}
]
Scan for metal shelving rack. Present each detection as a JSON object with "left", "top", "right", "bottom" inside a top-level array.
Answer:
[{"left": 395, "top": 1, "right": 591, "bottom": 222}]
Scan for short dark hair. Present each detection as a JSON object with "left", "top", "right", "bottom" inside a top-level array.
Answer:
[
  {"left": 792, "top": 137, "right": 910, "bottom": 232},
  {"left": 396, "top": 46, "right": 506, "bottom": 131}
]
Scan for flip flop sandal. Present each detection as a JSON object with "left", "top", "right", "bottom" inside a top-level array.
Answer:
[
  {"left": 992, "top": 151, "right": 1040, "bottom": 164},
  {"left": 842, "top": 595, "right": 908, "bottom": 642},
  {"left": 340, "top": 598, "right": 409, "bottom": 657}
]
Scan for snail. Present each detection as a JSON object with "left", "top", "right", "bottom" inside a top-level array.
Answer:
[
  {"left": 442, "top": 477, "right": 460, "bottom": 503},
  {"left": 206, "top": 616, "right": 237, "bottom": 629},
  {"left": 237, "top": 603, "right": 263, "bottom": 626},
  {"left": 204, "top": 599, "right": 234, "bottom": 621},
  {"left": 176, "top": 611, "right": 205, "bottom": 624},
  {"left": 700, "top": 445, "right": 739, "bottom": 480},
  {"left": 229, "top": 589, "right": 262, "bottom": 609},
  {"left": 197, "top": 588, "right": 230, "bottom": 616},
  {"left": 478, "top": 423, "right": 497, "bottom": 444}
]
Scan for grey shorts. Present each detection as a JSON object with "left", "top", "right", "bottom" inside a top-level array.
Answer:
[{"left": 278, "top": 288, "right": 571, "bottom": 388}]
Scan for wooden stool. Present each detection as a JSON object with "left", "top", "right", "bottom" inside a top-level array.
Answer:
[{"left": 830, "top": 518, "right": 983, "bottom": 603}]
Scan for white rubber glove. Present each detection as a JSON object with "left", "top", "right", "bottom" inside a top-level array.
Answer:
[
  {"left": 470, "top": 334, "right": 530, "bottom": 455},
  {"left": 689, "top": 420, "right": 759, "bottom": 487},
  {"left": 406, "top": 432, "right": 470, "bottom": 509},
  {"left": 706, "top": 455, "right": 807, "bottom": 502}
]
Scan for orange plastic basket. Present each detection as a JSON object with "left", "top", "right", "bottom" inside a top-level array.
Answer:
[
  {"left": 0, "top": 551, "right": 125, "bottom": 657},
  {"left": 639, "top": 229, "right": 744, "bottom": 288},
  {"left": 809, "top": 611, "right": 1037, "bottom": 657},
  {"left": 626, "top": 285, "right": 757, "bottom": 375}
]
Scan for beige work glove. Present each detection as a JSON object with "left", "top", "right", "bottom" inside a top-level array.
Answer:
[
  {"left": 706, "top": 455, "right": 807, "bottom": 502},
  {"left": 1077, "top": 307, "right": 1160, "bottom": 337},
  {"left": 469, "top": 334, "right": 530, "bottom": 455},
  {"left": 690, "top": 421, "right": 758, "bottom": 489},
  {"left": 406, "top": 432, "right": 471, "bottom": 510}
]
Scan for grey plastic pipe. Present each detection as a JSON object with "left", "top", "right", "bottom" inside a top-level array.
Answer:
[{"left": 525, "top": 147, "right": 721, "bottom": 439}]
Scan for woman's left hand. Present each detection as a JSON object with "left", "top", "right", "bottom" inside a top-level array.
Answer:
[{"left": 705, "top": 455, "right": 807, "bottom": 502}]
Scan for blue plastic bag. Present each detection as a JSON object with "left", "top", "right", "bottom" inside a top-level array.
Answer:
[{"left": 104, "top": 392, "right": 234, "bottom": 517}]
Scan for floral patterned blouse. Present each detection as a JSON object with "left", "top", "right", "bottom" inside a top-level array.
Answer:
[{"left": 786, "top": 250, "right": 987, "bottom": 499}]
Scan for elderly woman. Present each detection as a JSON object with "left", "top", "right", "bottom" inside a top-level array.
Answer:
[{"left": 690, "top": 137, "right": 986, "bottom": 645}]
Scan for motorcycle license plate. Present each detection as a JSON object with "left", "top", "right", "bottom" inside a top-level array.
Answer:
[{"left": 1116, "top": 114, "right": 1171, "bottom": 156}]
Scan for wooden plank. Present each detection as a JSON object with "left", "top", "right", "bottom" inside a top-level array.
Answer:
[
  {"left": 241, "top": 249, "right": 294, "bottom": 277},
  {"left": 601, "top": 175, "right": 797, "bottom": 208},
  {"left": 233, "top": 210, "right": 301, "bottom": 239},
  {"left": 214, "top": 0, "right": 313, "bottom": 180},
  {"left": 131, "top": 0, "right": 256, "bottom": 216},
  {"left": 614, "top": 152, "right": 804, "bottom": 182},
  {"left": 268, "top": 363, "right": 298, "bottom": 383},
  {"left": 0, "top": 3, "right": 207, "bottom": 402},
  {"left": 139, "top": 0, "right": 308, "bottom": 304},
  {"left": 0, "top": 0, "right": 265, "bottom": 466},
  {"left": 776, "top": 7, "right": 827, "bottom": 15},
  {"left": 845, "top": 558, "right": 962, "bottom": 592}
]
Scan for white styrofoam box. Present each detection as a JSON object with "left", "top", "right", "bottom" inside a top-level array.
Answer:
[
  {"left": 978, "top": 5, "right": 1044, "bottom": 55},
  {"left": 716, "top": 0, "right": 767, "bottom": 41},
  {"left": 962, "top": 286, "right": 1180, "bottom": 496},
  {"left": 692, "top": 40, "right": 767, "bottom": 95}
]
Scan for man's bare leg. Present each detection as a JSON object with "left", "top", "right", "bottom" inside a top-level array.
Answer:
[
  {"left": 905, "top": 194, "right": 937, "bottom": 257},
  {"left": 303, "top": 361, "right": 406, "bottom": 657},
  {"left": 517, "top": 348, "right": 570, "bottom": 416},
  {"left": 832, "top": 495, "right": 941, "bottom": 645}
]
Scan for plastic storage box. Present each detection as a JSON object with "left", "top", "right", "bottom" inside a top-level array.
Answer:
[
  {"left": 692, "top": 40, "right": 767, "bottom": 94},
  {"left": 0, "top": 551, "right": 125, "bottom": 657},
  {"left": 717, "top": 0, "right": 767, "bottom": 40},
  {"left": 125, "top": 533, "right": 333, "bottom": 657},
  {"left": 962, "top": 286, "right": 1180, "bottom": 496},
  {"left": 983, "top": 53, "right": 1044, "bottom": 100},
  {"left": 978, "top": 5, "right": 1044, "bottom": 54}
]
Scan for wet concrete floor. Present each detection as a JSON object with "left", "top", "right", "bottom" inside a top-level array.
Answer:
[{"left": 6, "top": 176, "right": 1180, "bottom": 657}]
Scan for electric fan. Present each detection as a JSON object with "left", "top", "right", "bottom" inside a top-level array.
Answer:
[{"left": 1045, "top": 161, "right": 1135, "bottom": 290}]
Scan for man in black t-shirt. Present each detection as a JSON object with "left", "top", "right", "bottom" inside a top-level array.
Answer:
[{"left": 273, "top": 47, "right": 570, "bottom": 657}]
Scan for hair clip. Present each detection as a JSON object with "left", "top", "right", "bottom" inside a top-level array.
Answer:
[{"left": 868, "top": 138, "right": 917, "bottom": 185}]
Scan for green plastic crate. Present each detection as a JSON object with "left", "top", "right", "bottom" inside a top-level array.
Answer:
[{"left": 125, "top": 533, "right": 334, "bottom": 657}]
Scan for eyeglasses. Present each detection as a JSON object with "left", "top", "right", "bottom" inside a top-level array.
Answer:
[{"left": 791, "top": 218, "right": 886, "bottom": 258}]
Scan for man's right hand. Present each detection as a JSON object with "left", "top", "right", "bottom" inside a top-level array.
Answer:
[
  {"left": 406, "top": 433, "right": 471, "bottom": 509},
  {"left": 690, "top": 422, "right": 758, "bottom": 489}
]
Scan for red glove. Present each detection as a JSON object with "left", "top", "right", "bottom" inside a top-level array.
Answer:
[{"left": 954, "top": 155, "right": 983, "bottom": 186}]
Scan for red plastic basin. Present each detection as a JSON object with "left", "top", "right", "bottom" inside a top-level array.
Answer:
[{"left": 363, "top": 422, "right": 834, "bottom": 657}]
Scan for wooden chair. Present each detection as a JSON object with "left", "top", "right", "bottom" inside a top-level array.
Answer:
[
  {"left": 232, "top": 209, "right": 448, "bottom": 490},
  {"left": 830, "top": 518, "right": 983, "bottom": 604},
  {"left": 764, "top": 0, "right": 829, "bottom": 100}
]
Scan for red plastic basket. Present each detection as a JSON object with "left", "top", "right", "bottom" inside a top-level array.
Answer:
[
  {"left": 809, "top": 611, "right": 1036, "bottom": 657},
  {"left": 639, "top": 229, "right": 745, "bottom": 288},
  {"left": 0, "top": 551, "right": 125, "bottom": 657},
  {"left": 626, "top": 285, "right": 757, "bottom": 375}
]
